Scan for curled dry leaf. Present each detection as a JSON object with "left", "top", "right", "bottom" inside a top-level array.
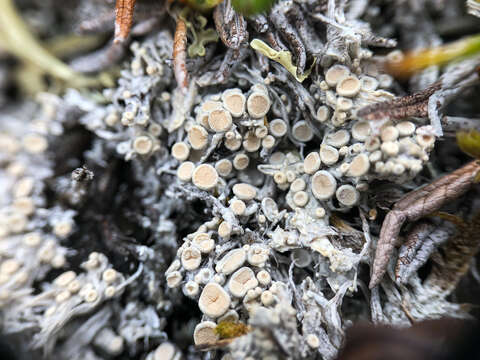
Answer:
[{"left": 369, "top": 160, "right": 480, "bottom": 288}]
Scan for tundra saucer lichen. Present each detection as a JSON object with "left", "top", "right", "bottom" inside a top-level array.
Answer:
[{"left": 1, "top": 0, "right": 480, "bottom": 359}]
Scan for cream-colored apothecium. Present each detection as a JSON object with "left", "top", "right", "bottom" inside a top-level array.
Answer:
[{"left": 192, "top": 164, "right": 218, "bottom": 190}]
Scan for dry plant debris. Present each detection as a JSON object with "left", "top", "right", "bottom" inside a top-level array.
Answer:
[{"left": 370, "top": 160, "right": 480, "bottom": 288}]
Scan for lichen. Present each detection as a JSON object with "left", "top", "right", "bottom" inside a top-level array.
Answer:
[{"left": 1, "top": 1, "right": 480, "bottom": 359}]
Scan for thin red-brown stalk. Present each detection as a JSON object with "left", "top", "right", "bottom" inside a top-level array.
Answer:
[
  {"left": 114, "top": 0, "right": 136, "bottom": 44},
  {"left": 173, "top": 17, "right": 189, "bottom": 93}
]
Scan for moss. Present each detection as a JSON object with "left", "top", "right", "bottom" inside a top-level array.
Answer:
[{"left": 215, "top": 321, "right": 250, "bottom": 339}]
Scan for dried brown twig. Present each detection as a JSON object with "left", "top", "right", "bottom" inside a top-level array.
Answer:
[
  {"left": 249, "top": 15, "right": 283, "bottom": 51},
  {"left": 213, "top": 2, "right": 248, "bottom": 50},
  {"left": 269, "top": 2, "right": 307, "bottom": 76},
  {"left": 395, "top": 221, "right": 434, "bottom": 276},
  {"left": 359, "top": 57, "right": 480, "bottom": 136},
  {"left": 114, "top": 0, "right": 136, "bottom": 43},
  {"left": 357, "top": 82, "right": 441, "bottom": 121},
  {"left": 173, "top": 17, "right": 189, "bottom": 93},
  {"left": 369, "top": 160, "right": 480, "bottom": 288}
]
